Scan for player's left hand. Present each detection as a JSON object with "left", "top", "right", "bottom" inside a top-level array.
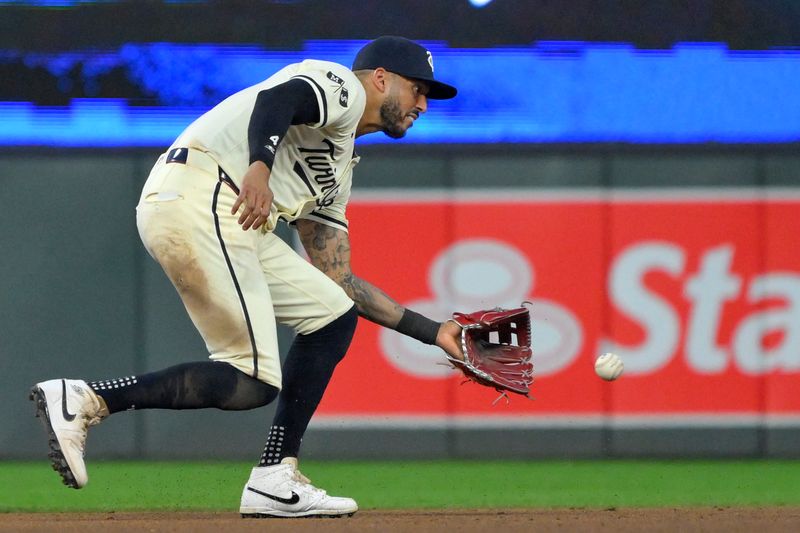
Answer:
[
  {"left": 233, "top": 161, "right": 274, "bottom": 231},
  {"left": 435, "top": 320, "right": 464, "bottom": 362},
  {"left": 444, "top": 306, "right": 534, "bottom": 398}
]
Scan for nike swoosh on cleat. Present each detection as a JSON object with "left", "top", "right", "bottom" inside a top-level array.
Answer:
[
  {"left": 246, "top": 486, "right": 300, "bottom": 505},
  {"left": 61, "top": 380, "right": 76, "bottom": 422}
]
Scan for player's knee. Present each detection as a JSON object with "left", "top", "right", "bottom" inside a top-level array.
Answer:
[
  {"left": 246, "top": 380, "right": 280, "bottom": 408},
  {"left": 222, "top": 374, "right": 279, "bottom": 410},
  {"left": 326, "top": 305, "right": 358, "bottom": 343},
  {"left": 334, "top": 305, "right": 358, "bottom": 339},
  {"left": 289, "top": 283, "right": 355, "bottom": 335},
  {"left": 300, "top": 305, "right": 358, "bottom": 365}
]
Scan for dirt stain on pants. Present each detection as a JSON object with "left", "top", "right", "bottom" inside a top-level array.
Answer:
[{"left": 148, "top": 231, "right": 251, "bottom": 358}]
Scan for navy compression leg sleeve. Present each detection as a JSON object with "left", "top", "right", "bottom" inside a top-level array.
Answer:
[
  {"left": 258, "top": 305, "right": 358, "bottom": 466},
  {"left": 88, "top": 361, "right": 279, "bottom": 413}
]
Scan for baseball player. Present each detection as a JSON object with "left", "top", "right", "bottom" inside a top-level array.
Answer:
[{"left": 30, "top": 36, "right": 463, "bottom": 518}]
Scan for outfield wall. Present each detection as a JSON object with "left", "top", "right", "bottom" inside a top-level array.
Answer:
[{"left": 1, "top": 145, "right": 799, "bottom": 460}]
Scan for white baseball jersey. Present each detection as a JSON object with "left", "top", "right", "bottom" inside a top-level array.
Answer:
[
  {"left": 138, "top": 59, "right": 363, "bottom": 385},
  {"left": 171, "top": 59, "right": 366, "bottom": 233}
]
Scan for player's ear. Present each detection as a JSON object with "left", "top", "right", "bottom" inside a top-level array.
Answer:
[{"left": 371, "top": 68, "right": 390, "bottom": 94}]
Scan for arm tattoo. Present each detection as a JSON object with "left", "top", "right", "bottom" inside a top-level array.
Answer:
[
  {"left": 339, "top": 273, "right": 405, "bottom": 328},
  {"left": 300, "top": 221, "right": 350, "bottom": 274},
  {"left": 297, "top": 219, "right": 404, "bottom": 328}
]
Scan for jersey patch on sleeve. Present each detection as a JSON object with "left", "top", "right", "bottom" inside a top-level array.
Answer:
[
  {"left": 326, "top": 71, "right": 344, "bottom": 85},
  {"left": 325, "top": 70, "right": 349, "bottom": 108}
]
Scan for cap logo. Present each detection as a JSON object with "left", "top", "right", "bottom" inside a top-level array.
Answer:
[{"left": 426, "top": 50, "right": 434, "bottom": 72}]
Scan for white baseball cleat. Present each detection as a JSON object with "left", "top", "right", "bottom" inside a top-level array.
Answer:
[
  {"left": 240, "top": 458, "right": 358, "bottom": 518},
  {"left": 29, "top": 379, "right": 105, "bottom": 489}
]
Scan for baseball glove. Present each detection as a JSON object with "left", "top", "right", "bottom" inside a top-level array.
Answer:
[{"left": 446, "top": 305, "right": 534, "bottom": 400}]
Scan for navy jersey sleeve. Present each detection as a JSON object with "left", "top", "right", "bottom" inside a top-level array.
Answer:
[{"left": 247, "top": 78, "right": 320, "bottom": 169}]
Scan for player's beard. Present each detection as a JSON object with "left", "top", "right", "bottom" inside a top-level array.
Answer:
[{"left": 379, "top": 95, "right": 408, "bottom": 139}]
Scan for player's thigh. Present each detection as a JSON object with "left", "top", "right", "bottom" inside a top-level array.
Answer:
[
  {"left": 137, "top": 163, "right": 281, "bottom": 386},
  {"left": 257, "top": 232, "right": 354, "bottom": 335}
]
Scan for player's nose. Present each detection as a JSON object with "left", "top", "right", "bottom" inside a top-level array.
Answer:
[{"left": 416, "top": 95, "right": 428, "bottom": 114}]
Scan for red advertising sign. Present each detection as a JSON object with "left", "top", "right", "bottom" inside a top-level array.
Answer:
[{"left": 317, "top": 191, "right": 800, "bottom": 419}]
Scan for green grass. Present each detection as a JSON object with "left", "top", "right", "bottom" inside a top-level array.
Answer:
[{"left": 1, "top": 460, "right": 799, "bottom": 512}]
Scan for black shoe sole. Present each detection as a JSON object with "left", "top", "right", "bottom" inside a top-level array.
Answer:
[
  {"left": 241, "top": 512, "right": 356, "bottom": 519},
  {"left": 29, "top": 386, "right": 80, "bottom": 489}
]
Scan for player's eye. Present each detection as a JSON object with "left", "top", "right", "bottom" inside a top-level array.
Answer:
[{"left": 414, "top": 83, "right": 430, "bottom": 97}]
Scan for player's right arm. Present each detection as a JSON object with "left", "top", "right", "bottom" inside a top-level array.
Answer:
[
  {"left": 296, "top": 219, "right": 463, "bottom": 360},
  {"left": 233, "top": 78, "right": 321, "bottom": 230}
]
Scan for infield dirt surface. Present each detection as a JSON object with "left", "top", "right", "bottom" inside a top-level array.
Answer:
[{"left": 3, "top": 508, "right": 800, "bottom": 532}]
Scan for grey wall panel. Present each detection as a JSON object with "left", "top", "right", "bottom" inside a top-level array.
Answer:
[
  {"left": 451, "top": 428, "right": 605, "bottom": 459},
  {"left": 766, "top": 428, "right": 800, "bottom": 457},
  {"left": 353, "top": 155, "right": 449, "bottom": 189},
  {"left": 2, "top": 148, "right": 800, "bottom": 460},
  {"left": 611, "top": 154, "right": 759, "bottom": 187},
  {"left": 610, "top": 428, "right": 761, "bottom": 458},
  {"left": 302, "top": 429, "right": 451, "bottom": 460},
  {"left": 139, "top": 409, "right": 276, "bottom": 460},
  {"left": 764, "top": 155, "right": 800, "bottom": 185},
  {"left": 452, "top": 155, "right": 605, "bottom": 188},
  {"left": 0, "top": 155, "right": 140, "bottom": 457}
]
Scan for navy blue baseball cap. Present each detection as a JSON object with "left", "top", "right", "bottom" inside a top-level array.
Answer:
[{"left": 352, "top": 36, "right": 457, "bottom": 100}]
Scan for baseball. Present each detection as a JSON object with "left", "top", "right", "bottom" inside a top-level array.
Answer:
[{"left": 595, "top": 352, "right": 624, "bottom": 381}]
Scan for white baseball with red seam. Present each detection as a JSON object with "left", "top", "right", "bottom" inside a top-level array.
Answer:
[{"left": 594, "top": 352, "right": 624, "bottom": 381}]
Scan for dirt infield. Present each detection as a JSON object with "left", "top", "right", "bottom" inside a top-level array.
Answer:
[{"left": 2, "top": 508, "right": 799, "bottom": 533}]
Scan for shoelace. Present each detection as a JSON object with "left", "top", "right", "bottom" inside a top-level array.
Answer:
[
  {"left": 74, "top": 409, "right": 104, "bottom": 455},
  {"left": 290, "top": 469, "right": 326, "bottom": 496},
  {"left": 85, "top": 413, "right": 104, "bottom": 426},
  {"left": 289, "top": 465, "right": 311, "bottom": 485}
]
